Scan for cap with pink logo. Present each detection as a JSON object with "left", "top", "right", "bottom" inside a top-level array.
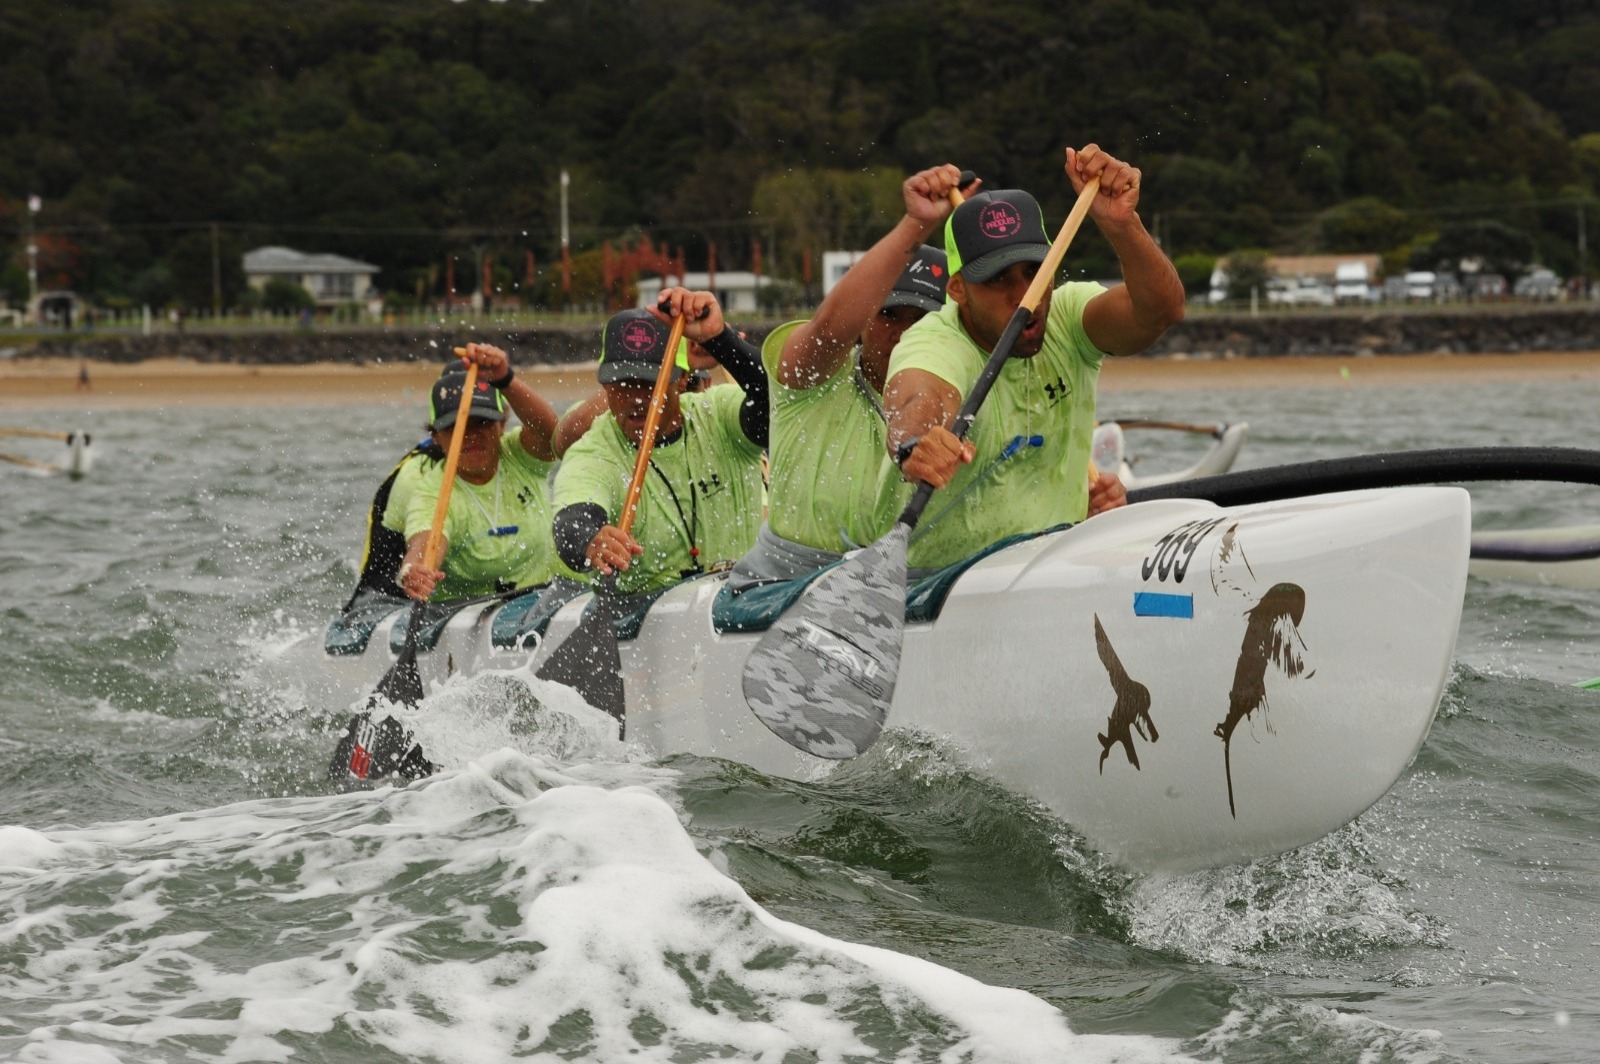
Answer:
[
  {"left": 599, "top": 308, "right": 691, "bottom": 384},
  {"left": 944, "top": 189, "right": 1052, "bottom": 283}
]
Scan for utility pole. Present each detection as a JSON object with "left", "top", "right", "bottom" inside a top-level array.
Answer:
[
  {"left": 26, "top": 195, "right": 39, "bottom": 323},
  {"left": 560, "top": 169, "right": 572, "bottom": 301},
  {"left": 211, "top": 223, "right": 222, "bottom": 317},
  {"left": 1580, "top": 204, "right": 1589, "bottom": 298}
]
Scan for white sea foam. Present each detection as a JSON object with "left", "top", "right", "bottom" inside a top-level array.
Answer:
[
  {"left": 1, "top": 750, "right": 1193, "bottom": 1063},
  {"left": 0, "top": 825, "right": 72, "bottom": 869}
]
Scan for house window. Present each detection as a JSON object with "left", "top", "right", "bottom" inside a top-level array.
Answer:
[{"left": 316, "top": 273, "right": 355, "bottom": 299}]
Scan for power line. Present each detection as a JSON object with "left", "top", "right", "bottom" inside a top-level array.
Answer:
[{"left": 5, "top": 195, "right": 1593, "bottom": 243}]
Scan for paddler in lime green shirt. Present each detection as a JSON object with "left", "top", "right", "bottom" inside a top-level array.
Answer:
[
  {"left": 398, "top": 342, "right": 562, "bottom": 601},
  {"left": 551, "top": 289, "right": 769, "bottom": 595},
  {"left": 727, "top": 164, "right": 969, "bottom": 588},
  {"left": 886, "top": 143, "right": 1187, "bottom": 572}
]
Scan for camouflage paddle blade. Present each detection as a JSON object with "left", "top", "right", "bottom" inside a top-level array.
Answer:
[{"left": 741, "top": 525, "right": 908, "bottom": 759}]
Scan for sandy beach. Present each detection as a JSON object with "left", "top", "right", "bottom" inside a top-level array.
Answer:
[{"left": 4, "top": 351, "right": 1600, "bottom": 412}]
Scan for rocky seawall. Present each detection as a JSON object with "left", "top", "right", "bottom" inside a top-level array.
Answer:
[
  {"left": 14, "top": 305, "right": 1600, "bottom": 364},
  {"left": 1144, "top": 305, "right": 1600, "bottom": 359}
]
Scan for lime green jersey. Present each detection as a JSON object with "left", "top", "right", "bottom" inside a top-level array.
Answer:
[
  {"left": 404, "top": 430, "right": 557, "bottom": 599},
  {"left": 552, "top": 384, "right": 765, "bottom": 594},
  {"left": 886, "top": 281, "right": 1106, "bottom": 570},
  {"left": 381, "top": 451, "right": 434, "bottom": 534},
  {"left": 762, "top": 320, "right": 910, "bottom": 552}
]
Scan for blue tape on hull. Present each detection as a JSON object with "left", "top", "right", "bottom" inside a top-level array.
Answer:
[{"left": 1133, "top": 591, "right": 1194, "bottom": 618}]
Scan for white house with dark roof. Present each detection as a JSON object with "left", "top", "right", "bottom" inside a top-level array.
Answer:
[{"left": 242, "top": 246, "right": 380, "bottom": 306}]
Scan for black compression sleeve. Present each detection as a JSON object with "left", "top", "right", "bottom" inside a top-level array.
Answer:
[
  {"left": 700, "top": 326, "right": 770, "bottom": 448},
  {"left": 552, "top": 502, "right": 608, "bottom": 572}
]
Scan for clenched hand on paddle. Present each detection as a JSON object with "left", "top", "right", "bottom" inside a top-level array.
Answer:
[{"left": 741, "top": 174, "right": 1105, "bottom": 760}]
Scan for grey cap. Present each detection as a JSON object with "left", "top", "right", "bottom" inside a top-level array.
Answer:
[
  {"left": 430, "top": 371, "right": 507, "bottom": 430},
  {"left": 881, "top": 244, "right": 949, "bottom": 314}
]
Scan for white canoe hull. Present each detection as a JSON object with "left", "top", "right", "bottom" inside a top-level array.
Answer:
[{"left": 319, "top": 487, "right": 1471, "bottom": 873}]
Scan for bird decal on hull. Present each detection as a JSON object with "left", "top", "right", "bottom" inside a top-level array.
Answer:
[
  {"left": 1215, "top": 582, "right": 1313, "bottom": 818},
  {"left": 1094, "top": 614, "right": 1158, "bottom": 771}
]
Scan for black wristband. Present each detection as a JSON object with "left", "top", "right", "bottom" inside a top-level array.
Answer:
[
  {"left": 893, "top": 436, "right": 920, "bottom": 467},
  {"left": 488, "top": 366, "right": 515, "bottom": 390}
]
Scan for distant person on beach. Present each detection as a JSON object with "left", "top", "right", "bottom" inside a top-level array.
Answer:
[
  {"left": 550, "top": 290, "right": 769, "bottom": 594},
  {"left": 392, "top": 342, "right": 564, "bottom": 602},
  {"left": 729, "top": 164, "right": 966, "bottom": 588},
  {"left": 885, "top": 144, "right": 1186, "bottom": 572},
  {"left": 76, "top": 360, "right": 91, "bottom": 392}
]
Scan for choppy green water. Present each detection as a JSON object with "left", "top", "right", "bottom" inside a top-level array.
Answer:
[{"left": 1, "top": 371, "right": 1597, "bottom": 1062}]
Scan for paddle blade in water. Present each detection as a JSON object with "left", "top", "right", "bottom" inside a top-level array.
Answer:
[
  {"left": 534, "top": 595, "right": 626, "bottom": 728},
  {"left": 741, "top": 524, "right": 909, "bottom": 759},
  {"left": 327, "top": 710, "right": 434, "bottom": 786},
  {"left": 326, "top": 611, "right": 435, "bottom": 787}
]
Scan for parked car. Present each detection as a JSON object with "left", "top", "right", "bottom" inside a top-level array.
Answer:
[
  {"left": 1381, "top": 276, "right": 1409, "bottom": 302},
  {"left": 1433, "top": 273, "right": 1464, "bottom": 302},
  {"left": 1207, "top": 266, "right": 1230, "bottom": 305},
  {"left": 1514, "top": 267, "right": 1562, "bottom": 301},
  {"left": 1334, "top": 262, "right": 1375, "bottom": 304},
  {"left": 1465, "top": 273, "right": 1508, "bottom": 301},
  {"left": 1404, "top": 270, "right": 1437, "bottom": 301},
  {"left": 1294, "top": 278, "right": 1337, "bottom": 306}
]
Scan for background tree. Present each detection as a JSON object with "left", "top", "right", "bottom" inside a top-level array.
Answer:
[
  {"left": 1411, "top": 220, "right": 1536, "bottom": 279},
  {"left": 260, "top": 278, "right": 314, "bottom": 315},
  {"left": 1224, "top": 250, "right": 1273, "bottom": 302},
  {"left": 0, "top": 0, "right": 1594, "bottom": 312},
  {"left": 1319, "top": 198, "right": 1427, "bottom": 254}
]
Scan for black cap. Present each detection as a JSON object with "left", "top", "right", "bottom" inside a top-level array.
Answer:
[
  {"left": 430, "top": 371, "right": 507, "bottom": 430},
  {"left": 599, "top": 309, "right": 689, "bottom": 384},
  {"left": 881, "top": 245, "right": 949, "bottom": 314},
  {"left": 944, "top": 190, "right": 1051, "bottom": 283}
]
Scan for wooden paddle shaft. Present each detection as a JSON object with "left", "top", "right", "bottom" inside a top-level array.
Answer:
[
  {"left": 423, "top": 358, "right": 480, "bottom": 572},
  {"left": 618, "top": 312, "right": 688, "bottom": 537},
  {"left": 1022, "top": 177, "right": 1099, "bottom": 314}
]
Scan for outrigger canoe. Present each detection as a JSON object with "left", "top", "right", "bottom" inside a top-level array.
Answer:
[
  {"left": 0, "top": 427, "right": 92, "bottom": 478},
  {"left": 322, "top": 482, "right": 1472, "bottom": 873},
  {"left": 1092, "top": 418, "right": 1249, "bottom": 488}
]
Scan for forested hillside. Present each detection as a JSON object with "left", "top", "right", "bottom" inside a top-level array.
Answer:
[{"left": 1, "top": 0, "right": 1595, "bottom": 310}]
